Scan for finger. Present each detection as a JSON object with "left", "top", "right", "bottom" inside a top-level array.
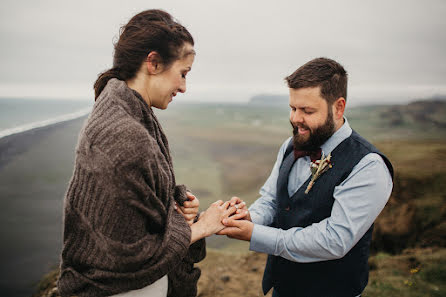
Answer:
[
  {"left": 216, "top": 229, "right": 226, "bottom": 235},
  {"left": 180, "top": 208, "right": 198, "bottom": 216},
  {"left": 222, "top": 218, "right": 242, "bottom": 227},
  {"left": 183, "top": 214, "right": 196, "bottom": 221},
  {"left": 230, "top": 210, "right": 249, "bottom": 220},
  {"left": 212, "top": 200, "right": 223, "bottom": 206},
  {"left": 218, "top": 227, "right": 239, "bottom": 236},
  {"left": 183, "top": 199, "right": 199, "bottom": 208},
  {"left": 176, "top": 205, "right": 185, "bottom": 215},
  {"left": 219, "top": 201, "right": 230, "bottom": 210},
  {"left": 186, "top": 192, "right": 196, "bottom": 200},
  {"left": 180, "top": 205, "right": 198, "bottom": 213},
  {"left": 229, "top": 196, "right": 242, "bottom": 206},
  {"left": 235, "top": 201, "right": 246, "bottom": 210},
  {"left": 224, "top": 206, "right": 237, "bottom": 216}
]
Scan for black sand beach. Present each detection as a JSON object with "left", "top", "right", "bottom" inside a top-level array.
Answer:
[{"left": 0, "top": 116, "right": 87, "bottom": 297}]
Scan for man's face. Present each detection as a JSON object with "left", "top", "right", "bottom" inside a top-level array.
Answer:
[{"left": 289, "top": 86, "right": 335, "bottom": 151}]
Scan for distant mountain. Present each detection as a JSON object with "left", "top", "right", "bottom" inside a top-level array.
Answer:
[
  {"left": 380, "top": 99, "right": 446, "bottom": 128},
  {"left": 249, "top": 94, "right": 446, "bottom": 127},
  {"left": 249, "top": 93, "right": 446, "bottom": 126},
  {"left": 248, "top": 94, "right": 288, "bottom": 106}
]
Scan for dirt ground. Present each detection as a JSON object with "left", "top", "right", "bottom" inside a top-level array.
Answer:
[
  {"left": 196, "top": 250, "right": 272, "bottom": 297},
  {"left": 33, "top": 248, "right": 446, "bottom": 297}
]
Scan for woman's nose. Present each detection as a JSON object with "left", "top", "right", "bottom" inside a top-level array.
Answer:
[{"left": 178, "top": 81, "right": 186, "bottom": 93}]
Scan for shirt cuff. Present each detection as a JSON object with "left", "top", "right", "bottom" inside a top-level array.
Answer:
[
  {"left": 249, "top": 211, "right": 263, "bottom": 225},
  {"left": 249, "top": 224, "right": 278, "bottom": 255}
]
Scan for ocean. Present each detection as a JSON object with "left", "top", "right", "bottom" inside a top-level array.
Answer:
[
  {"left": 0, "top": 98, "right": 92, "bottom": 138},
  {"left": 0, "top": 98, "right": 93, "bottom": 297}
]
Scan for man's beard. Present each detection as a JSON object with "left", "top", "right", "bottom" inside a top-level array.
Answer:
[{"left": 291, "top": 112, "right": 335, "bottom": 151}]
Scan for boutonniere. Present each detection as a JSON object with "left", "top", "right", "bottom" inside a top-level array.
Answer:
[{"left": 305, "top": 152, "right": 333, "bottom": 194}]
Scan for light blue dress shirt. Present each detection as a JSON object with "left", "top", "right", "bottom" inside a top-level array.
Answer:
[{"left": 249, "top": 118, "right": 393, "bottom": 263}]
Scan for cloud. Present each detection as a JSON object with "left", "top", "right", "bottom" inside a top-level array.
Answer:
[{"left": 1, "top": 0, "right": 445, "bottom": 103}]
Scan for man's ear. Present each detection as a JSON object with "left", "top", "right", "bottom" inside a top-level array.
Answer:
[
  {"left": 146, "top": 51, "right": 163, "bottom": 74},
  {"left": 333, "top": 97, "right": 346, "bottom": 120}
]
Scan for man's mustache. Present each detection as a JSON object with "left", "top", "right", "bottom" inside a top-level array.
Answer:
[{"left": 290, "top": 121, "right": 310, "bottom": 135}]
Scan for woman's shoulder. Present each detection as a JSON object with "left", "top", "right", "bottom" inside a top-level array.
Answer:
[{"left": 76, "top": 101, "right": 156, "bottom": 167}]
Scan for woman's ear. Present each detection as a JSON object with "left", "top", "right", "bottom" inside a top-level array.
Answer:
[{"left": 146, "top": 51, "right": 163, "bottom": 74}]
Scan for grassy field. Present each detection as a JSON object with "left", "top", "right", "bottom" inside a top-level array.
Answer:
[{"left": 364, "top": 248, "right": 446, "bottom": 297}]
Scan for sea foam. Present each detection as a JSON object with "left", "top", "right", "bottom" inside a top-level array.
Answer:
[{"left": 0, "top": 108, "right": 91, "bottom": 139}]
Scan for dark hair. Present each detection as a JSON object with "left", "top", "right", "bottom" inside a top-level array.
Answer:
[
  {"left": 285, "top": 57, "right": 348, "bottom": 104},
  {"left": 94, "top": 9, "right": 194, "bottom": 100}
]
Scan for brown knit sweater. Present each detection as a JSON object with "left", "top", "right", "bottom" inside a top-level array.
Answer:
[{"left": 58, "top": 78, "right": 206, "bottom": 297}]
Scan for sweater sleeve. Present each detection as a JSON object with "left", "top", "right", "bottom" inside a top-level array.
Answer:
[
  {"left": 173, "top": 184, "right": 207, "bottom": 263},
  {"left": 167, "top": 239, "right": 206, "bottom": 297},
  {"left": 58, "top": 130, "right": 193, "bottom": 295}
]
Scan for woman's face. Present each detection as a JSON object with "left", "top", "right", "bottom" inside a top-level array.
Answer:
[{"left": 149, "top": 43, "right": 195, "bottom": 109}]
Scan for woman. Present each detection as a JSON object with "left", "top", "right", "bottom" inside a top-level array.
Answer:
[{"left": 58, "top": 9, "right": 235, "bottom": 297}]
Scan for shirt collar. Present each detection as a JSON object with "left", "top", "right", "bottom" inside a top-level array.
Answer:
[{"left": 320, "top": 116, "right": 352, "bottom": 156}]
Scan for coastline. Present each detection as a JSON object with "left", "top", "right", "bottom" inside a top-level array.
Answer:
[
  {"left": 0, "top": 116, "right": 87, "bottom": 297},
  {"left": 0, "top": 115, "right": 88, "bottom": 169}
]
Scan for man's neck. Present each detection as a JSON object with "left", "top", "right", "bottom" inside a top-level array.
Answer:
[{"left": 333, "top": 117, "right": 345, "bottom": 133}]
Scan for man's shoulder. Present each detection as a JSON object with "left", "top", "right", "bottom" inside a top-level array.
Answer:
[
  {"left": 348, "top": 130, "right": 379, "bottom": 153},
  {"left": 279, "top": 137, "right": 293, "bottom": 153},
  {"left": 346, "top": 131, "right": 394, "bottom": 179}
]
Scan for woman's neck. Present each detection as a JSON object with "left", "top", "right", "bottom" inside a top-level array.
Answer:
[{"left": 126, "top": 74, "right": 152, "bottom": 107}]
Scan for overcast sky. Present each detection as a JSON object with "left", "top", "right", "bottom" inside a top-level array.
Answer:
[{"left": 0, "top": 0, "right": 445, "bottom": 104}]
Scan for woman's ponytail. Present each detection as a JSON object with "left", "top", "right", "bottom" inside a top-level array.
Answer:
[{"left": 93, "top": 68, "right": 121, "bottom": 100}]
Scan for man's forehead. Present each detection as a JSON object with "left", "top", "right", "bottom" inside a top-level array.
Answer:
[
  {"left": 289, "top": 87, "right": 325, "bottom": 106},
  {"left": 289, "top": 86, "right": 321, "bottom": 96}
]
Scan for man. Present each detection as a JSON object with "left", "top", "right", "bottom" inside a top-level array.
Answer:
[{"left": 219, "top": 57, "right": 393, "bottom": 297}]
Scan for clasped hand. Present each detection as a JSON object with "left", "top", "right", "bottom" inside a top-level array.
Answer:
[
  {"left": 217, "top": 196, "right": 254, "bottom": 242},
  {"left": 175, "top": 193, "right": 253, "bottom": 242}
]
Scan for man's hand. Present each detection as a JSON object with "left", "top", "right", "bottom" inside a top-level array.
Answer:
[
  {"left": 218, "top": 218, "right": 254, "bottom": 241},
  {"left": 228, "top": 196, "right": 252, "bottom": 221},
  {"left": 175, "top": 191, "right": 199, "bottom": 226}
]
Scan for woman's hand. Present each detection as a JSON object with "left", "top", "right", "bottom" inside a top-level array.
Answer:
[
  {"left": 175, "top": 191, "right": 199, "bottom": 226},
  {"left": 190, "top": 200, "right": 236, "bottom": 244}
]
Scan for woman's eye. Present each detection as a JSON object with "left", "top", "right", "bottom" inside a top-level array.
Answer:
[{"left": 181, "top": 73, "right": 187, "bottom": 78}]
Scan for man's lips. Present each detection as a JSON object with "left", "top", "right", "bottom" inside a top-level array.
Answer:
[{"left": 297, "top": 126, "right": 309, "bottom": 135}]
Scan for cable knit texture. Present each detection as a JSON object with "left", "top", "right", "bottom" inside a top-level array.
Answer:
[{"left": 58, "top": 78, "right": 205, "bottom": 297}]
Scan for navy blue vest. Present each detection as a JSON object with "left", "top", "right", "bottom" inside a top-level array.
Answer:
[{"left": 262, "top": 130, "right": 393, "bottom": 297}]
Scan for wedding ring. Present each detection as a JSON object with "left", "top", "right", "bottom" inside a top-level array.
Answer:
[{"left": 234, "top": 204, "right": 239, "bottom": 209}]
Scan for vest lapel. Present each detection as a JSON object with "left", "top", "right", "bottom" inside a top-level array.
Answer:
[{"left": 277, "top": 141, "right": 297, "bottom": 208}]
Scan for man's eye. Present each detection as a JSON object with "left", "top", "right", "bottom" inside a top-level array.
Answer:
[{"left": 182, "top": 73, "right": 187, "bottom": 78}]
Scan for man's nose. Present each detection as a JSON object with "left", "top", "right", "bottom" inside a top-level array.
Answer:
[{"left": 291, "top": 110, "right": 304, "bottom": 124}]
